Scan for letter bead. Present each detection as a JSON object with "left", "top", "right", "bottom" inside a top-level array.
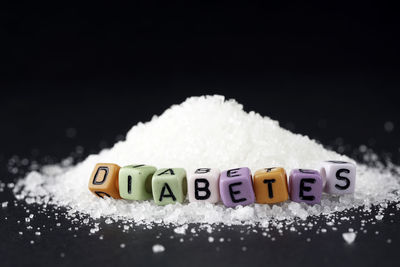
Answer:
[
  {"left": 119, "top": 165, "right": 157, "bottom": 200},
  {"left": 319, "top": 161, "right": 356, "bottom": 194},
  {"left": 219, "top": 167, "right": 255, "bottom": 208},
  {"left": 289, "top": 169, "right": 322, "bottom": 205},
  {"left": 152, "top": 168, "right": 187, "bottom": 206},
  {"left": 253, "top": 167, "right": 289, "bottom": 204},
  {"left": 188, "top": 168, "right": 220, "bottom": 203},
  {"left": 88, "top": 163, "right": 121, "bottom": 199}
]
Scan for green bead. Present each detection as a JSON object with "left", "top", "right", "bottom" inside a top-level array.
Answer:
[
  {"left": 119, "top": 165, "right": 157, "bottom": 200},
  {"left": 152, "top": 168, "right": 187, "bottom": 205}
]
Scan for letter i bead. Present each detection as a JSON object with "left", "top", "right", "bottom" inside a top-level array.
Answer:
[{"left": 119, "top": 164, "right": 157, "bottom": 200}]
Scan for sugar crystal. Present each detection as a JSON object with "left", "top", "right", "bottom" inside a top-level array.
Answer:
[
  {"left": 152, "top": 244, "right": 165, "bottom": 253},
  {"left": 342, "top": 232, "right": 356, "bottom": 244}
]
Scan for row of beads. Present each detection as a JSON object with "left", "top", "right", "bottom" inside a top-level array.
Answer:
[{"left": 88, "top": 161, "right": 356, "bottom": 207}]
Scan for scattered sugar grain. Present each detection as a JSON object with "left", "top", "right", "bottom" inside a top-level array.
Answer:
[
  {"left": 152, "top": 244, "right": 165, "bottom": 253},
  {"left": 342, "top": 232, "right": 356, "bottom": 244},
  {"left": 174, "top": 225, "right": 187, "bottom": 235}
]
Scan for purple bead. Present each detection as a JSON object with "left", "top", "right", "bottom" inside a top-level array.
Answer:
[
  {"left": 219, "top": 167, "right": 255, "bottom": 207},
  {"left": 289, "top": 169, "right": 322, "bottom": 205}
]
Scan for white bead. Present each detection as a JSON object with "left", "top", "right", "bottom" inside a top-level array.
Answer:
[
  {"left": 188, "top": 168, "right": 220, "bottom": 203},
  {"left": 320, "top": 161, "right": 356, "bottom": 194}
]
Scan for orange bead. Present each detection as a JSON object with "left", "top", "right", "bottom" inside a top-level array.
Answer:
[
  {"left": 253, "top": 167, "right": 289, "bottom": 204},
  {"left": 88, "top": 163, "right": 121, "bottom": 199}
]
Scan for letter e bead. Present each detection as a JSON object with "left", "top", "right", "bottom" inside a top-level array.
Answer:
[
  {"left": 219, "top": 167, "right": 255, "bottom": 208},
  {"left": 289, "top": 169, "right": 322, "bottom": 205}
]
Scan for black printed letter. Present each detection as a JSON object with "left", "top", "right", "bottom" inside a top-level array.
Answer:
[
  {"left": 299, "top": 178, "right": 315, "bottom": 201},
  {"left": 158, "top": 169, "right": 175, "bottom": 176},
  {"left": 335, "top": 169, "right": 350, "bottom": 190},
  {"left": 263, "top": 179, "right": 276, "bottom": 199},
  {"left": 229, "top": 182, "right": 246, "bottom": 203},
  {"left": 159, "top": 183, "right": 176, "bottom": 201},
  {"left": 227, "top": 168, "right": 241, "bottom": 177},
  {"left": 194, "top": 179, "right": 211, "bottom": 200}
]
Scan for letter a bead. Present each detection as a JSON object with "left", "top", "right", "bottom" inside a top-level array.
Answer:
[
  {"left": 253, "top": 167, "right": 289, "bottom": 204},
  {"left": 188, "top": 168, "right": 220, "bottom": 203},
  {"left": 219, "top": 167, "right": 255, "bottom": 208},
  {"left": 88, "top": 163, "right": 121, "bottom": 199},
  {"left": 152, "top": 168, "right": 187, "bottom": 206},
  {"left": 319, "top": 160, "right": 356, "bottom": 194},
  {"left": 119, "top": 165, "right": 157, "bottom": 200},
  {"left": 289, "top": 169, "right": 322, "bottom": 205}
]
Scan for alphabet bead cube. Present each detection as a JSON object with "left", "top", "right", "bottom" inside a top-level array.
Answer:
[
  {"left": 319, "top": 160, "right": 356, "bottom": 194},
  {"left": 253, "top": 167, "right": 289, "bottom": 204},
  {"left": 289, "top": 169, "right": 322, "bottom": 205},
  {"left": 188, "top": 168, "right": 220, "bottom": 203},
  {"left": 119, "top": 164, "right": 157, "bottom": 200},
  {"left": 152, "top": 168, "right": 187, "bottom": 205},
  {"left": 219, "top": 167, "right": 255, "bottom": 207},
  {"left": 88, "top": 163, "right": 121, "bottom": 199}
]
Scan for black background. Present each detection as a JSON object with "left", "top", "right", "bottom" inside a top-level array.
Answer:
[{"left": 1, "top": 2, "right": 400, "bottom": 266}]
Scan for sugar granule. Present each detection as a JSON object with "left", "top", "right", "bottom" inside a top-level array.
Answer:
[
  {"left": 12, "top": 95, "right": 400, "bottom": 229},
  {"left": 342, "top": 232, "right": 356, "bottom": 244},
  {"left": 152, "top": 244, "right": 165, "bottom": 253}
]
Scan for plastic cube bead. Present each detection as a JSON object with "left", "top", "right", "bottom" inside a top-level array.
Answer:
[
  {"left": 253, "top": 167, "right": 289, "bottom": 204},
  {"left": 152, "top": 168, "right": 187, "bottom": 205},
  {"left": 219, "top": 167, "right": 255, "bottom": 207},
  {"left": 88, "top": 163, "right": 121, "bottom": 199},
  {"left": 319, "top": 160, "right": 356, "bottom": 194},
  {"left": 188, "top": 168, "right": 220, "bottom": 203},
  {"left": 119, "top": 164, "right": 157, "bottom": 200},
  {"left": 289, "top": 169, "right": 322, "bottom": 205}
]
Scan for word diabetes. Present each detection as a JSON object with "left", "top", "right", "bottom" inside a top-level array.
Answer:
[{"left": 88, "top": 161, "right": 356, "bottom": 207}]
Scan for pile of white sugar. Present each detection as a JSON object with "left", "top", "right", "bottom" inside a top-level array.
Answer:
[{"left": 13, "top": 95, "right": 400, "bottom": 226}]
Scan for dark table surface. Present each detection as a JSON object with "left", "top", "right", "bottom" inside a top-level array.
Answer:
[{"left": 1, "top": 2, "right": 400, "bottom": 266}]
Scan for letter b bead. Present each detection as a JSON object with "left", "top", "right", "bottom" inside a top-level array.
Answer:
[
  {"left": 188, "top": 168, "right": 220, "bottom": 203},
  {"left": 319, "top": 161, "right": 356, "bottom": 194},
  {"left": 219, "top": 167, "right": 255, "bottom": 208},
  {"left": 119, "top": 165, "right": 157, "bottom": 200}
]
